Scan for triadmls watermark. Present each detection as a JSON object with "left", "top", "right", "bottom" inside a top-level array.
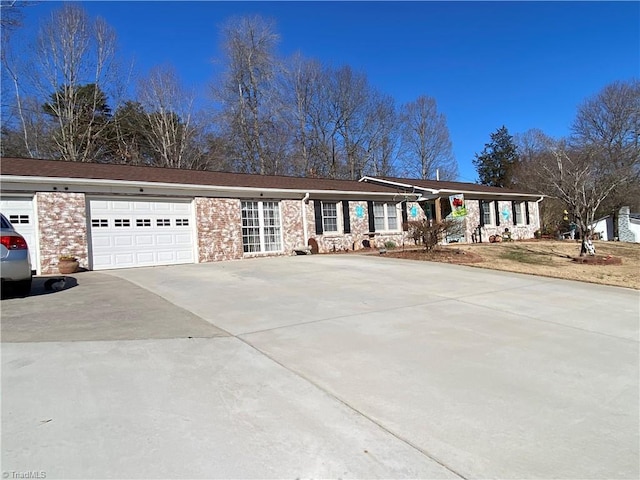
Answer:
[{"left": 2, "top": 472, "right": 46, "bottom": 479}]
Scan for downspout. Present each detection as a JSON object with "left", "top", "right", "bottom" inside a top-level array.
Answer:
[
  {"left": 536, "top": 196, "right": 544, "bottom": 231},
  {"left": 302, "top": 193, "right": 310, "bottom": 246}
]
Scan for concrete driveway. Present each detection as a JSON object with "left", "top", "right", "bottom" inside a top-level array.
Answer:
[{"left": 2, "top": 255, "right": 638, "bottom": 479}]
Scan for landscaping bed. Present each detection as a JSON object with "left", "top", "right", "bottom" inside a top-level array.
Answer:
[{"left": 382, "top": 240, "right": 639, "bottom": 289}]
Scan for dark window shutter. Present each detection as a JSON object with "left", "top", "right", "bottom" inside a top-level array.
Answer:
[
  {"left": 479, "top": 201, "right": 485, "bottom": 227},
  {"left": 494, "top": 201, "right": 500, "bottom": 226},
  {"left": 402, "top": 202, "right": 409, "bottom": 231},
  {"left": 342, "top": 200, "right": 351, "bottom": 234},
  {"left": 367, "top": 201, "right": 376, "bottom": 232},
  {"left": 511, "top": 201, "right": 517, "bottom": 224},
  {"left": 314, "top": 200, "right": 323, "bottom": 234},
  {"left": 525, "top": 202, "right": 530, "bottom": 224}
]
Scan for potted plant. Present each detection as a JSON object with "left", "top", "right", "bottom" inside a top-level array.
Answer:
[{"left": 58, "top": 255, "right": 79, "bottom": 274}]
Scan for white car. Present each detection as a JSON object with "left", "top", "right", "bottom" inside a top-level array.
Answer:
[{"left": 1, "top": 213, "right": 32, "bottom": 296}]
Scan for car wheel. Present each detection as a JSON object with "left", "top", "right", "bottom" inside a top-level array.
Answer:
[{"left": 14, "top": 277, "right": 32, "bottom": 296}]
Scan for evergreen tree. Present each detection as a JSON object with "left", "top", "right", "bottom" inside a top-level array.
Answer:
[{"left": 473, "top": 126, "right": 519, "bottom": 187}]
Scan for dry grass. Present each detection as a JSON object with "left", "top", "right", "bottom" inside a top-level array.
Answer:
[{"left": 386, "top": 240, "right": 640, "bottom": 289}]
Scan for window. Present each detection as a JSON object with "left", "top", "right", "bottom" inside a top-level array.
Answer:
[
  {"left": 241, "top": 201, "right": 283, "bottom": 253},
  {"left": 114, "top": 219, "right": 130, "bottom": 227},
  {"left": 514, "top": 202, "right": 523, "bottom": 225},
  {"left": 322, "top": 202, "right": 339, "bottom": 233},
  {"left": 176, "top": 219, "right": 189, "bottom": 226},
  {"left": 136, "top": 219, "right": 151, "bottom": 227},
  {"left": 91, "top": 219, "right": 108, "bottom": 228},
  {"left": 373, "top": 202, "right": 399, "bottom": 231},
  {"left": 481, "top": 201, "right": 492, "bottom": 226},
  {"left": 513, "top": 201, "right": 529, "bottom": 225},
  {"left": 9, "top": 214, "right": 29, "bottom": 224},
  {"left": 157, "top": 219, "right": 171, "bottom": 227}
]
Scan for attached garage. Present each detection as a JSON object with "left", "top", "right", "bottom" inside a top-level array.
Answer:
[
  {"left": 88, "top": 198, "right": 196, "bottom": 270},
  {"left": 0, "top": 196, "right": 38, "bottom": 270}
]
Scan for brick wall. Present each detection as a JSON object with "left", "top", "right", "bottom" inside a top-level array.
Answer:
[
  {"left": 281, "top": 200, "right": 305, "bottom": 252},
  {"left": 195, "top": 198, "right": 244, "bottom": 262},
  {"left": 307, "top": 200, "right": 426, "bottom": 252},
  {"left": 467, "top": 199, "right": 539, "bottom": 242},
  {"left": 36, "top": 192, "right": 88, "bottom": 274}
]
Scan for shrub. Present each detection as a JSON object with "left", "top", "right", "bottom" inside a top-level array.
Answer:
[
  {"left": 407, "top": 219, "right": 463, "bottom": 252},
  {"left": 384, "top": 240, "right": 396, "bottom": 249}
]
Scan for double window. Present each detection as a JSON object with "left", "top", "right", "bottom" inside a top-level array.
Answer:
[
  {"left": 241, "top": 201, "right": 283, "bottom": 253},
  {"left": 373, "top": 202, "right": 399, "bottom": 231}
]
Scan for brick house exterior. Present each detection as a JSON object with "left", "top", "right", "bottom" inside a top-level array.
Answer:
[{"left": 1, "top": 158, "right": 542, "bottom": 274}]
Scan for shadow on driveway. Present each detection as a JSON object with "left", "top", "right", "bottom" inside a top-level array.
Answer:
[{"left": 1, "top": 272, "right": 227, "bottom": 343}]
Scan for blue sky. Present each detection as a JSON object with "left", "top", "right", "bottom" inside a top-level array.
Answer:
[{"left": 16, "top": 1, "right": 640, "bottom": 182}]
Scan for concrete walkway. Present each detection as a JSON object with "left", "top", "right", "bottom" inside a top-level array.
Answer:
[{"left": 2, "top": 255, "right": 638, "bottom": 479}]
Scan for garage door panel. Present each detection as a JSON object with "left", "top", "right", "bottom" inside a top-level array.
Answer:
[
  {"left": 176, "top": 251, "right": 194, "bottom": 261},
  {"left": 134, "top": 252, "right": 154, "bottom": 263},
  {"left": 156, "top": 234, "right": 175, "bottom": 246},
  {"left": 175, "top": 234, "right": 192, "bottom": 244},
  {"left": 92, "top": 236, "right": 113, "bottom": 248},
  {"left": 135, "top": 235, "right": 154, "bottom": 246},
  {"left": 157, "top": 251, "right": 176, "bottom": 262},
  {"left": 112, "top": 202, "right": 133, "bottom": 212},
  {"left": 90, "top": 200, "right": 109, "bottom": 211},
  {"left": 114, "top": 253, "right": 135, "bottom": 265},
  {"left": 1, "top": 197, "right": 37, "bottom": 269},
  {"left": 113, "top": 236, "right": 134, "bottom": 247},
  {"left": 89, "top": 199, "right": 195, "bottom": 270}
]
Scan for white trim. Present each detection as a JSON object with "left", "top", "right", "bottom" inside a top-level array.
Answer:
[
  {"left": 240, "top": 200, "right": 284, "bottom": 255},
  {"left": 360, "top": 176, "right": 543, "bottom": 199},
  {"left": 0, "top": 175, "right": 403, "bottom": 200},
  {"left": 320, "top": 200, "right": 342, "bottom": 234},
  {"left": 373, "top": 201, "right": 402, "bottom": 232}
]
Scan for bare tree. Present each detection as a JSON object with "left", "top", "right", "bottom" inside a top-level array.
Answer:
[
  {"left": 399, "top": 96, "right": 457, "bottom": 180},
  {"left": 331, "top": 66, "right": 372, "bottom": 179},
  {"left": 571, "top": 79, "right": 640, "bottom": 230},
  {"left": 527, "top": 138, "right": 635, "bottom": 254},
  {"left": 0, "top": 0, "right": 26, "bottom": 32},
  {"left": 1, "top": 1, "right": 50, "bottom": 158},
  {"left": 26, "top": 4, "right": 121, "bottom": 162},
  {"left": 362, "top": 91, "right": 399, "bottom": 177},
  {"left": 280, "top": 54, "right": 324, "bottom": 176},
  {"left": 215, "top": 15, "right": 281, "bottom": 174},
  {"left": 572, "top": 79, "right": 640, "bottom": 170},
  {"left": 137, "top": 65, "right": 203, "bottom": 169}
]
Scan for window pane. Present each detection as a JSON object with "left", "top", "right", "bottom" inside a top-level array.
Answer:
[
  {"left": 322, "top": 202, "right": 338, "bottom": 232},
  {"left": 387, "top": 204, "right": 398, "bottom": 230},
  {"left": 374, "top": 202, "right": 385, "bottom": 230},
  {"left": 515, "top": 203, "right": 523, "bottom": 224},
  {"left": 262, "top": 202, "right": 282, "bottom": 251},
  {"left": 482, "top": 202, "right": 492, "bottom": 225},
  {"left": 241, "top": 201, "right": 261, "bottom": 253}
]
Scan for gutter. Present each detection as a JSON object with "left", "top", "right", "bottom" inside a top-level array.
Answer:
[
  {"left": 0, "top": 175, "right": 401, "bottom": 199},
  {"left": 360, "top": 176, "right": 541, "bottom": 200}
]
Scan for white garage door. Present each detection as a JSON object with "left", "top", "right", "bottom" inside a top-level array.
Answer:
[
  {"left": 0, "top": 196, "right": 37, "bottom": 269},
  {"left": 89, "top": 198, "right": 196, "bottom": 270}
]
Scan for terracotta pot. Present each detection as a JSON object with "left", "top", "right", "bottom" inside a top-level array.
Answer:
[{"left": 58, "top": 260, "right": 79, "bottom": 274}]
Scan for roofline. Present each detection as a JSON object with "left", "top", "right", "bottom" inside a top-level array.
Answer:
[
  {"left": 360, "top": 175, "right": 544, "bottom": 199},
  {"left": 359, "top": 176, "right": 437, "bottom": 193},
  {"left": 0, "top": 174, "right": 408, "bottom": 199}
]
